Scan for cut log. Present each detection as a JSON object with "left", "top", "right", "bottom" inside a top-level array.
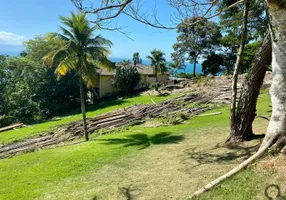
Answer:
[
  {"left": 196, "top": 112, "right": 222, "bottom": 117},
  {"left": 0, "top": 123, "right": 24, "bottom": 132}
]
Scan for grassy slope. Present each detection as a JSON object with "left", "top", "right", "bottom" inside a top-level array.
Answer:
[
  {"left": 197, "top": 91, "right": 283, "bottom": 200},
  {"left": 1, "top": 92, "right": 284, "bottom": 200},
  {"left": 0, "top": 94, "right": 177, "bottom": 145}
]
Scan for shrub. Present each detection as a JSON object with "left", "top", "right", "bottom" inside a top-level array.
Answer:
[
  {"left": 178, "top": 72, "right": 194, "bottom": 79},
  {"left": 112, "top": 66, "right": 141, "bottom": 95},
  {"left": 0, "top": 115, "right": 12, "bottom": 127},
  {"left": 178, "top": 112, "right": 189, "bottom": 121},
  {"left": 149, "top": 81, "right": 161, "bottom": 91}
]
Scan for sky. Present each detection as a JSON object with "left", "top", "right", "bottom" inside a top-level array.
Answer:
[{"left": 0, "top": 0, "right": 178, "bottom": 60}]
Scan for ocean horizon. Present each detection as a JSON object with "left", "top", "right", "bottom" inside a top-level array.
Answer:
[
  {"left": 110, "top": 57, "right": 202, "bottom": 74},
  {"left": 0, "top": 52, "right": 202, "bottom": 75}
]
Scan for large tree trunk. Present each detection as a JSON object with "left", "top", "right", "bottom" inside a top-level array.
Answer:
[
  {"left": 230, "top": 0, "right": 249, "bottom": 137},
  {"left": 190, "top": 3, "right": 286, "bottom": 199},
  {"left": 260, "top": 3, "right": 286, "bottom": 151},
  {"left": 228, "top": 33, "right": 272, "bottom": 142},
  {"left": 80, "top": 77, "right": 89, "bottom": 141}
]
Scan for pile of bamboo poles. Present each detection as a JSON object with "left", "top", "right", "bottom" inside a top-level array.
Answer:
[{"left": 0, "top": 93, "right": 217, "bottom": 159}]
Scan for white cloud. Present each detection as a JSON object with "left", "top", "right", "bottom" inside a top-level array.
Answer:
[{"left": 0, "top": 31, "right": 25, "bottom": 46}]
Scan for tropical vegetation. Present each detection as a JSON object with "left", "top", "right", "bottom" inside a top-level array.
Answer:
[
  {"left": 1, "top": 0, "right": 286, "bottom": 198},
  {"left": 146, "top": 49, "right": 167, "bottom": 81},
  {"left": 112, "top": 64, "right": 141, "bottom": 95},
  {"left": 43, "top": 12, "right": 113, "bottom": 141}
]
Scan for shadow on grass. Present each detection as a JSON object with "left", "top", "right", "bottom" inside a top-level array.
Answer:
[
  {"left": 91, "top": 186, "right": 137, "bottom": 200},
  {"left": 98, "top": 132, "right": 184, "bottom": 150},
  {"left": 186, "top": 143, "right": 260, "bottom": 165},
  {"left": 119, "top": 186, "right": 136, "bottom": 200}
]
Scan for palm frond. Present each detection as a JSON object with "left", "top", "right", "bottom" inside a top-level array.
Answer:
[
  {"left": 48, "top": 32, "right": 70, "bottom": 43},
  {"left": 86, "top": 46, "right": 111, "bottom": 59},
  {"left": 58, "top": 26, "right": 76, "bottom": 41},
  {"left": 82, "top": 59, "right": 99, "bottom": 87},
  {"left": 54, "top": 57, "right": 75, "bottom": 79},
  {"left": 88, "top": 35, "right": 113, "bottom": 48},
  {"left": 94, "top": 57, "right": 114, "bottom": 71},
  {"left": 43, "top": 12, "right": 113, "bottom": 89},
  {"left": 42, "top": 39, "right": 75, "bottom": 66},
  {"left": 59, "top": 15, "right": 74, "bottom": 29}
]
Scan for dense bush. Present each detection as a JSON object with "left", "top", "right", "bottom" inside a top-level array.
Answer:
[
  {"left": 0, "top": 35, "right": 81, "bottom": 127},
  {"left": 112, "top": 66, "right": 141, "bottom": 95},
  {"left": 149, "top": 81, "right": 161, "bottom": 91},
  {"left": 0, "top": 55, "right": 80, "bottom": 126}
]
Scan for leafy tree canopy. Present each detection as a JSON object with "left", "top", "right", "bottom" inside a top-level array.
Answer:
[
  {"left": 202, "top": 53, "right": 224, "bottom": 76},
  {"left": 173, "top": 17, "right": 221, "bottom": 76}
]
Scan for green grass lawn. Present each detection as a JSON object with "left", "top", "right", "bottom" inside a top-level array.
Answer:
[
  {"left": 1, "top": 91, "right": 284, "bottom": 200},
  {"left": 0, "top": 94, "right": 178, "bottom": 145}
]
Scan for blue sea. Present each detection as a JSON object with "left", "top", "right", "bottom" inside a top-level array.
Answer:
[
  {"left": 110, "top": 57, "right": 202, "bottom": 74},
  {"left": 0, "top": 53, "right": 202, "bottom": 75}
]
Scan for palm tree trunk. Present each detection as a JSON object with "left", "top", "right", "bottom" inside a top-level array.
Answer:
[
  {"left": 155, "top": 71, "right": 158, "bottom": 82},
  {"left": 80, "top": 77, "right": 89, "bottom": 141},
  {"left": 230, "top": 0, "right": 249, "bottom": 137}
]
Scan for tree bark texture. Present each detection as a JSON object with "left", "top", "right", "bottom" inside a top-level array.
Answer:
[
  {"left": 193, "top": 57, "right": 197, "bottom": 77},
  {"left": 190, "top": 2, "right": 286, "bottom": 199},
  {"left": 260, "top": 3, "right": 286, "bottom": 151},
  {"left": 229, "top": 33, "right": 272, "bottom": 142},
  {"left": 230, "top": 0, "right": 249, "bottom": 138}
]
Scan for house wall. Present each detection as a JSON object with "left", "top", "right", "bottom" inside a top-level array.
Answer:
[
  {"left": 135, "top": 75, "right": 148, "bottom": 90},
  {"left": 99, "top": 75, "right": 117, "bottom": 98},
  {"left": 146, "top": 74, "right": 169, "bottom": 85},
  {"left": 147, "top": 75, "right": 156, "bottom": 85},
  {"left": 99, "top": 73, "right": 169, "bottom": 98},
  {"left": 157, "top": 74, "right": 169, "bottom": 83}
]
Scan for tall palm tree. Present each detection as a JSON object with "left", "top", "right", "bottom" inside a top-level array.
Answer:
[
  {"left": 133, "top": 52, "right": 140, "bottom": 66},
  {"left": 43, "top": 12, "right": 113, "bottom": 141},
  {"left": 168, "top": 60, "right": 185, "bottom": 77},
  {"left": 146, "top": 49, "right": 167, "bottom": 81}
]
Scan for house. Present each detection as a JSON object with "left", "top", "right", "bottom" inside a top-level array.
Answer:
[{"left": 95, "top": 64, "right": 169, "bottom": 98}]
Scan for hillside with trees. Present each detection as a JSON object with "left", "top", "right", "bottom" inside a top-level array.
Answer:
[{"left": 0, "top": 0, "right": 285, "bottom": 199}]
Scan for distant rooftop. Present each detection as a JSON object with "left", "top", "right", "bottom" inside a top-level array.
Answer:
[{"left": 97, "top": 63, "right": 169, "bottom": 75}]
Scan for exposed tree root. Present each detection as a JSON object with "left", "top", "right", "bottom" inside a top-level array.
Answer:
[
  {"left": 273, "top": 137, "right": 286, "bottom": 152},
  {"left": 189, "top": 136, "right": 278, "bottom": 199},
  {"left": 256, "top": 116, "right": 270, "bottom": 121}
]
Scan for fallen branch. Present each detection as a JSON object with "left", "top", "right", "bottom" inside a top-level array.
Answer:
[
  {"left": 150, "top": 98, "right": 156, "bottom": 104},
  {"left": 196, "top": 112, "right": 222, "bottom": 117},
  {"left": 0, "top": 123, "right": 24, "bottom": 132},
  {"left": 256, "top": 116, "right": 270, "bottom": 121}
]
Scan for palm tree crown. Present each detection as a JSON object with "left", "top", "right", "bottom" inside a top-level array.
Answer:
[
  {"left": 168, "top": 61, "right": 185, "bottom": 77},
  {"left": 43, "top": 12, "right": 113, "bottom": 141},
  {"left": 43, "top": 12, "right": 113, "bottom": 87},
  {"left": 133, "top": 52, "right": 140, "bottom": 65},
  {"left": 146, "top": 49, "right": 167, "bottom": 81}
]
